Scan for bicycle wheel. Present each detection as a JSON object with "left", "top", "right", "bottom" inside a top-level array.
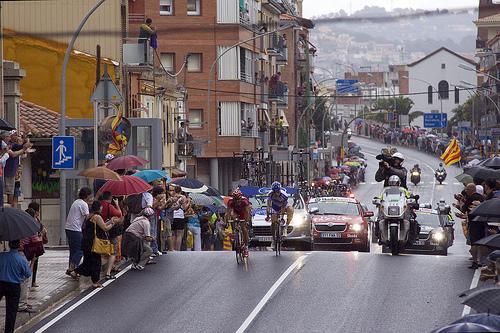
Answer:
[
  {"left": 238, "top": 229, "right": 245, "bottom": 263},
  {"left": 234, "top": 231, "right": 241, "bottom": 264},
  {"left": 277, "top": 224, "right": 282, "bottom": 256},
  {"left": 274, "top": 223, "right": 280, "bottom": 257}
]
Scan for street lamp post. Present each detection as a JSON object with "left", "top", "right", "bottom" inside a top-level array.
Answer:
[
  {"left": 403, "top": 75, "right": 444, "bottom": 134},
  {"left": 59, "top": 0, "right": 107, "bottom": 245}
]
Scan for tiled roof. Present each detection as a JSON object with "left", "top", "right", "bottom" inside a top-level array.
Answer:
[
  {"left": 19, "top": 100, "right": 59, "bottom": 138},
  {"left": 476, "top": 13, "right": 500, "bottom": 23}
]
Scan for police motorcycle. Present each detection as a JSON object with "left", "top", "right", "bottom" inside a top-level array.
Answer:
[
  {"left": 373, "top": 176, "right": 420, "bottom": 255},
  {"left": 435, "top": 163, "right": 447, "bottom": 184},
  {"left": 410, "top": 164, "right": 421, "bottom": 186}
]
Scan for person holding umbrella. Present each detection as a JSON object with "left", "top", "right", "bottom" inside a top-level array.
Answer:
[{"left": 0, "top": 240, "right": 32, "bottom": 333}]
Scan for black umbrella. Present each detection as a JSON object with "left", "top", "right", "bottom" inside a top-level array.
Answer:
[
  {"left": 461, "top": 286, "right": 500, "bottom": 315},
  {"left": 478, "top": 156, "right": 500, "bottom": 170},
  {"left": 432, "top": 322, "right": 498, "bottom": 333},
  {"left": 0, "top": 119, "right": 15, "bottom": 131},
  {"left": 453, "top": 313, "right": 500, "bottom": 330},
  {"left": 469, "top": 198, "right": 500, "bottom": 218},
  {"left": 0, "top": 207, "right": 41, "bottom": 241},
  {"left": 172, "top": 178, "right": 209, "bottom": 193},
  {"left": 204, "top": 186, "right": 222, "bottom": 197},
  {"left": 474, "top": 234, "right": 500, "bottom": 249},
  {"left": 464, "top": 166, "right": 500, "bottom": 181}
]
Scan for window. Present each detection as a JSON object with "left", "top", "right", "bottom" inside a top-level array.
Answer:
[
  {"left": 240, "top": 48, "right": 254, "bottom": 83},
  {"left": 160, "top": 0, "right": 173, "bottom": 15},
  {"left": 218, "top": 101, "right": 240, "bottom": 136},
  {"left": 187, "top": 53, "right": 202, "bottom": 72},
  {"left": 438, "top": 80, "right": 449, "bottom": 99},
  {"left": 187, "top": 0, "right": 200, "bottom": 15},
  {"left": 188, "top": 109, "right": 203, "bottom": 128},
  {"left": 160, "top": 53, "right": 175, "bottom": 73},
  {"left": 217, "top": 46, "right": 240, "bottom": 80},
  {"left": 455, "top": 87, "right": 460, "bottom": 104},
  {"left": 441, "top": 63, "right": 446, "bottom": 69},
  {"left": 427, "top": 86, "right": 433, "bottom": 104}
]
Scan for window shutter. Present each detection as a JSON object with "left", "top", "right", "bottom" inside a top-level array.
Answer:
[
  {"left": 217, "top": 46, "right": 240, "bottom": 80},
  {"left": 219, "top": 102, "right": 241, "bottom": 136}
]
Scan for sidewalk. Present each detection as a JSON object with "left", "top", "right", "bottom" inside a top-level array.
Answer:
[{"left": 0, "top": 249, "right": 88, "bottom": 332}]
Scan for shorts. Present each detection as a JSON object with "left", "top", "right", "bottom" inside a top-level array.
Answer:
[
  {"left": 14, "top": 181, "right": 21, "bottom": 198},
  {"left": 172, "top": 218, "right": 186, "bottom": 231},
  {"left": 4, "top": 176, "right": 15, "bottom": 195}
]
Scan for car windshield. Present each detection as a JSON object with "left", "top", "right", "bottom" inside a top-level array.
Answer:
[
  {"left": 416, "top": 212, "right": 447, "bottom": 227},
  {"left": 309, "top": 201, "right": 360, "bottom": 215},
  {"left": 249, "top": 195, "right": 304, "bottom": 209}
]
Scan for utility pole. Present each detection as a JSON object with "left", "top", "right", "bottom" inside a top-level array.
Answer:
[{"left": 304, "top": 43, "right": 312, "bottom": 184}]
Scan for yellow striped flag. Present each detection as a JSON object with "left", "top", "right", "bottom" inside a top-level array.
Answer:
[{"left": 440, "top": 138, "right": 461, "bottom": 166}]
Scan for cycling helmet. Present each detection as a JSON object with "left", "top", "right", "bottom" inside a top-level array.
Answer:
[
  {"left": 439, "top": 198, "right": 446, "bottom": 204},
  {"left": 141, "top": 207, "right": 155, "bottom": 217},
  {"left": 387, "top": 175, "right": 401, "bottom": 187},
  {"left": 439, "top": 162, "right": 444, "bottom": 167},
  {"left": 231, "top": 188, "right": 243, "bottom": 200},
  {"left": 414, "top": 164, "right": 419, "bottom": 168},
  {"left": 271, "top": 181, "right": 281, "bottom": 192},
  {"left": 392, "top": 152, "right": 405, "bottom": 161}
]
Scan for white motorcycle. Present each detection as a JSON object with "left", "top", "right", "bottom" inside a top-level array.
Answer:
[{"left": 373, "top": 188, "right": 419, "bottom": 255}]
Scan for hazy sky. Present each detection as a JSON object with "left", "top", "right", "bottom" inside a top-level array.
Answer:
[{"left": 302, "top": 0, "right": 478, "bottom": 18}]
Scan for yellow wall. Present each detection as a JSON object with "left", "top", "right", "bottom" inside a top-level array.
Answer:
[{"left": 3, "top": 31, "right": 116, "bottom": 119}]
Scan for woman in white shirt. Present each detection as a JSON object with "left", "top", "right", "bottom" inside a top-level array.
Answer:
[{"left": 171, "top": 186, "right": 187, "bottom": 251}]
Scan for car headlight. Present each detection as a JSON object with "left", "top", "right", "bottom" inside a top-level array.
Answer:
[
  {"left": 432, "top": 231, "right": 445, "bottom": 242},
  {"left": 388, "top": 206, "right": 400, "bottom": 216},
  {"left": 350, "top": 224, "right": 363, "bottom": 232},
  {"left": 291, "top": 214, "right": 307, "bottom": 227}
]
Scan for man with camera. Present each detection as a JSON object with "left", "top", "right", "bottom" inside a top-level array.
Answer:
[{"left": 375, "top": 152, "right": 408, "bottom": 189}]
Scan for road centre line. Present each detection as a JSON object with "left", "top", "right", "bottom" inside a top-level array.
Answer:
[
  {"left": 34, "top": 265, "right": 132, "bottom": 332},
  {"left": 235, "top": 254, "right": 309, "bottom": 333},
  {"left": 461, "top": 268, "right": 481, "bottom": 317}
]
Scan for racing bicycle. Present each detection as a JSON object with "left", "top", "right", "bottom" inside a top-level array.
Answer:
[
  {"left": 230, "top": 218, "right": 247, "bottom": 264},
  {"left": 270, "top": 212, "right": 287, "bottom": 256}
]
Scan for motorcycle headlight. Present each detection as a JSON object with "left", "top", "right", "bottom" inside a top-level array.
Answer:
[
  {"left": 350, "top": 224, "right": 363, "bottom": 232},
  {"left": 388, "top": 206, "right": 400, "bottom": 216},
  {"left": 432, "top": 231, "right": 445, "bottom": 242}
]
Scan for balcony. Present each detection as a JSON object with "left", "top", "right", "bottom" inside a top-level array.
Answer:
[
  {"left": 269, "top": 81, "right": 288, "bottom": 106},
  {"left": 123, "top": 39, "right": 153, "bottom": 70},
  {"left": 266, "top": 33, "right": 288, "bottom": 63},
  {"left": 178, "top": 142, "right": 194, "bottom": 157},
  {"left": 269, "top": 125, "right": 288, "bottom": 148}
]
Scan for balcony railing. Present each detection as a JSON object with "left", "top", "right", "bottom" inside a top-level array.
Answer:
[
  {"left": 269, "top": 125, "right": 288, "bottom": 147},
  {"left": 266, "top": 33, "right": 287, "bottom": 62},
  {"left": 123, "top": 39, "right": 153, "bottom": 66},
  {"left": 269, "top": 81, "right": 288, "bottom": 106},
  {"left": 241, "top": 127, "right": 259, "bottom": 138},
  {"left": 261, "top": 83, "right": 269, "bottom": 104}
]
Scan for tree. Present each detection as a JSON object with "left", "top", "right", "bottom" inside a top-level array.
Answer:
[
  {"left": 448, "top": 94, "right": 479, "bottom": 131},
  {"left": 367, "top": 96, "right": 415, "bottom": 125},
  {"left": 409, "top": 111, "right": 425, "bottom": 124}
]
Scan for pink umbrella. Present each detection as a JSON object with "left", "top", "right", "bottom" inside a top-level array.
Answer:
[
  {"left": 106, "top": 155, "right": 149, "bottom": 170},
  {"left": 99, "top": 176, "right": 152, "bottom": 196}
]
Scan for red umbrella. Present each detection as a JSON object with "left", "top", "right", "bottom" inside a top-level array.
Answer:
[
  {"left": 106, "top": 155, "right": 149, "bottom": 170},
  {"left": 99, "top": 176, "right": 152, "bottom": 196}
]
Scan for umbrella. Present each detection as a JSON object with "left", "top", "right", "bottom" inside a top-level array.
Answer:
[
  {"left": 172, "top": 178, "right": 208, "bottom": 193},
  {"left": 432, "top": 322, "right": 498, "bottom": 333},
  {"left": 132, "top": 169, "right": 171, "bottom": 183},
  {"left": 188, "top": 193, "right": 218, "bottom": 206},
  {"left": 106, "top": 155, "right": 149, "bottom": 170},
  {"left": 345, "top": 161, "right": 361, "bottom": 167},
  {"left": 0, "top": 119, "right": 15, "bottom": 131},
  {"left": 461, "top": 286, "right": 500, "bottom": 314},
  {"left": 204, "top": 186, "right": 223, "bottom": 197},
  {"left": 78, "top": 167, "right": 121, "bottom": 181},
  {"left": 464, "top": 166, "right": 500, "bottom": 181},
  {"left": 99, "top": 175, "right": 152, "bottom": 196},
  {"left": 479, "top": 156, "right": 500, "bottom": 170},
  {"left": 453, "top": 313, "right": 500, "bottom": 330},
  {"left": 474, "top": 234, "right": 500, "bottom": 249},
  {"left": 469, "top": 198, "right": 500, "bottom": 219},
  {"left": 466, "top": 159, "right": 481, "bottom": 167},
  {"left": 455, "top": 173, "right": 473, "bottom": 185},
  {"left": 0, "top": 207, "right": 41, "bottom": 241}
]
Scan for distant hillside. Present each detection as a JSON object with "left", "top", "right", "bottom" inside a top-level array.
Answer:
[{"left": 310, "top": 6, "right": 477, "bottom": 73}]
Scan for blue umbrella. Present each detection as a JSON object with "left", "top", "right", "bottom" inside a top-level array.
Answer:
[
  {"left": 132, "top": 169, "right": 171, "bottom": 183},
  {"left": 453, "top": 314, "right": 500, "bottom": 330},
  {"left": 432, "top": 322, "right": 498, "bottom": 333}
]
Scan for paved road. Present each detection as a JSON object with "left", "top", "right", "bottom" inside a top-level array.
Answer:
[{"left": 28, "top": 138, "right": 474, "bottom": 333}]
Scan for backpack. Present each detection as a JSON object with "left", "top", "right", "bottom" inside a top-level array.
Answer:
[{"left": 124, "top": 194, "right": 143, "bottom": 214}]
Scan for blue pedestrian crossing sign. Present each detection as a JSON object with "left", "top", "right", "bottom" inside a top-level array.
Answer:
[{"left": 52, "top": 136, "right": 75, "bottom": 169}]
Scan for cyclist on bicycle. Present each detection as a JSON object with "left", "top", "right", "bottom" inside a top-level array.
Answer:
[
  {"left": 266, "top": 182, "right": 294, "bottom": 249},
  {"left": 226, "top": 189, "right": 251, "bottom": 257}
]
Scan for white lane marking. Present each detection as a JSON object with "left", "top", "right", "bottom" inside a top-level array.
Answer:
[
  {"left": 359, "top": 182, "right": 366, "bottom": 185},
  {"left": 370, "top": 182, "right": 378, "bottom": 185},
  {"left": 235, "top": 254, "right": 309, "bottom": 333},
  {"left": 453, "top": 182, "right": 463, "bottom": 186},
  {"left": 461, "top": 268, "right": 481, "bottom": 317},
  {"left": 35, "top": 265, "right": 132, "bottom": 332}
]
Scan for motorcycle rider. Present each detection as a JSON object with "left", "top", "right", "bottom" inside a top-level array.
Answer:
[
  {"left": 375, "top": 152, "right": 408, "bottom": 189},
  {"left": 411, "top": 164, "right": 421, "bottom": 174}
]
